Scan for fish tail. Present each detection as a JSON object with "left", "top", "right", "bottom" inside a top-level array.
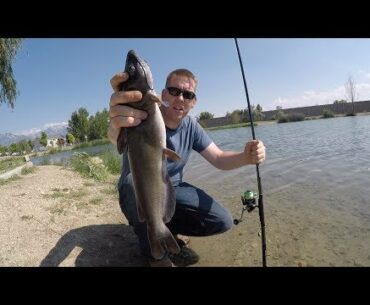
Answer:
[{"left": 148, "top": 225, "right": 181, "bottom": 259}]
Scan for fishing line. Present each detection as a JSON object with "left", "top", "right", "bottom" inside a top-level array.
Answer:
[{"left": 234, "top": 38, "right": 267, "bottom": 267}]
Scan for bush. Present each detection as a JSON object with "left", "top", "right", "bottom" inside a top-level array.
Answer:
[
  {"left": 198, "top": 120, "right": 207, "bottom": 128},
  {"left": 100, "top": 150, "right": 121, "bottom": 174},
  {"left": 69, "top": 152, "right": 109, "bottom": 181},
  {"left": 288, "top": 113, "right": 305, "bottom": 122},
  {"left": 277, "top": 115, "right": 288, "bottom": 123},
  {"left": 277, "top": 112, "right": 305, "bottom": 123},
  {"left": 21, "top": 166, "right": 37, "bottom": 175},
  {"left": 322, "top": 109, "right": 334, "bottom": 118}
]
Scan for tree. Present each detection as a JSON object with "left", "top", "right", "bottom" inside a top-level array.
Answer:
[
  {"left": 275, "top": 109, "right": 287, "bottom": 122},
  {"left": 68, "top": 107, "right": 90, "bottom": 142},
  {"left": 0, "top": 145, "right": 7, "bottom": 155},
  {"left": 17, "top": 139, "right": 32, "bottom": 154},
  {"left": 253, "top": 104, "right": 265, "bottom": 121},
  {"left": 0, "top": 38, "right": 23, "bottom": 109},
  {"left": 228, "top": 110, "right": 243, "bottom": 124},
  {"left": 345, "top": 75, "right": 356, "bottom": 115},
  {"left": 226, "top": 109, "right": 245, "bottom": 123},
  {"left": 28, "top": 139, "right": 34, "bottom": 151},
  {"left": 333, "top": 99, "right": 347, "bottom": 104},
  {"left": 66, "top": 133, "right": 75, "bottom": 145},
  {"left": 88, "top": 108, "right": 109, "bottom": 140},
  {"left": 9, "top": 143, "right": 18, "bottom": 154},
  {"left": 40, "top": 132, "right": 48, "bottom": 147},
  {"left": 198, "top": 111, "right": 214, "bottom": 121}
]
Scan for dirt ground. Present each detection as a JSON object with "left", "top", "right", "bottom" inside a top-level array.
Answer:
[{"left": 0, "top": 165, "right": 148, "bottom": 267}]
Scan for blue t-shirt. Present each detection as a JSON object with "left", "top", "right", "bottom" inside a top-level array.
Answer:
[{"left": 121, "top": 115, "right": 213, "bottom": 186}]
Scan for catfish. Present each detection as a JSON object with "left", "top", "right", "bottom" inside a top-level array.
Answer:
[{"left": 117, "top": 50, "right": 181, "bottom": 259}]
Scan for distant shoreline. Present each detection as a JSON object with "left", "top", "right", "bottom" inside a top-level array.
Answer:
[
  {"left": 205, "top": 120, "right": 276, "bottom": 131},
  {"left": 204, "top": 112, "right": 370, "bottom": 131}
]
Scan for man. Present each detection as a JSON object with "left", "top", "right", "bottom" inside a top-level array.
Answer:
[{"left": 108, "top": 69, "right": 266, "bottom": 267}]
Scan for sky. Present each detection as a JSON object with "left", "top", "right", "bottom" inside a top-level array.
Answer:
[{"left": 1, "top": 38, "right": 370, "bottom": 135}]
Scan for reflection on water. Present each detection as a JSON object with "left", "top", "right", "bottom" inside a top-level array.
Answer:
[
  {"left": 31, "top": 143, "right": 116, "bottom": 166},
  {"left": 184, "top": 115, "right": 370, "bottom": 266}
]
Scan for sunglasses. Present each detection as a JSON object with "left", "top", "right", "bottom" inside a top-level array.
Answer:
[{"left": 166, "top": 87, "right": 196, "bottom": 100}]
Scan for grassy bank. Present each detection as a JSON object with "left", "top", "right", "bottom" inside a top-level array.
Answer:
[
  {"left": 71, "top": 138, "right": 111, "bottom": 150},
  {"left": 205, "top": 122, "right": 255, "bottom": 131},
  {"left": 0, "top": 156, "right": 25, "bottom": 174}
]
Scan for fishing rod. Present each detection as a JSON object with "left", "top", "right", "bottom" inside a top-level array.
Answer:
[{"left": 233, "top": 38, "right": 267, "bottom": 267}]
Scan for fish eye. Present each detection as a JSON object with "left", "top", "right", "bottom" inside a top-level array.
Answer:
[{"left": 128, "top": 65, "right": 136, "bottom": 76}]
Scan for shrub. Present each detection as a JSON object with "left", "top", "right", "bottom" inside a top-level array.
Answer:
[
  {"left": 101, "top": 150, "right": 121, "bottom": 174},
  {"left": 322, "top": 108, "right": 334, "bottom": 118},
  {"left": 69, "top": 152, "right": 109, "bottom": 181},
  {"left": 287, "top": 113, "right": 305, "bottom": 122}
]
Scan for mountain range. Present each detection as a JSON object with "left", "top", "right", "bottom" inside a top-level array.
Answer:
[{"left": 0, "top": 123, "right": 68, "bottom": 146}]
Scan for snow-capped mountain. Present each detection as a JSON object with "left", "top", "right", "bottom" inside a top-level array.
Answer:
[{"left": 0, "top": 122, "right": 68, "bottom": 146}]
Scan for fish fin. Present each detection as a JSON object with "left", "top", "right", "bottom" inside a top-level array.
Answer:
[
  {"left": 117, "top": 128, "right": 128, "bottom": 154},
  {"left": 147, "top": 225, "right": 180, "bottom": 259},
  {"left": 163, "top": 148, "right": 181, "bottom": 161},
  {"left": 163, "top": 179, "right": 176, "bottom": 223},
  {"left": 142, "top": 92, "right": 162, "bottom": 106},
  {"left": 161, "top": 163, "right": 177, "bottom": 223}
]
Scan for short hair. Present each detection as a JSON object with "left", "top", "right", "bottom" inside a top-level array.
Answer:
[{"left": 165, "top": 69, "right": 198, "bottom": 90}]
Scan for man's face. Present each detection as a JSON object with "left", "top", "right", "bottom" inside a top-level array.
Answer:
[{"left": 161, "top": 75, "right": 197, "bottom": 126}]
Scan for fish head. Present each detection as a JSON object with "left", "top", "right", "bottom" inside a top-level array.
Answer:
[{"left": 120, "top": 50, "right": 154, "bottom": 94}]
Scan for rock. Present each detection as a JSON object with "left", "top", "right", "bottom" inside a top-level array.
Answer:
[{"left": 24, "top": 155, "right": 30, "bottom": 162}]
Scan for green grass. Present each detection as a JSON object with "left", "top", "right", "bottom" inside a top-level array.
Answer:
[
  {"left": 43, "top": 187, "right": 81, "bottom": 200},
  {"left": 83, "top": 181, "right": 96, "bottom": 187},
  {"left": 72, "top": 138, "right": 111, "bottom": 150},
  {"left": 48, "top": 147, "right": 62, "bottom": 155},
  {"left": 100, "top": 150, "right": 121, "bottom": 174},
  {"left": 42, "top": 190, "right": 65, "bottom": 199},
  {"left": 0, "top": 157, "right": 25, "bottom": 174},
  {"left": 45, "top": 187, "right": 91, "bottom": 214},
  {"left": 89, "top": 197, "right": 103, "bottom": 205},
  {"left": 69, "top": 152, "right": 109, "bottom": 181},
  {"left": 205, "top": 122, "right": 254, "bottom": 131},
  {"left": 21, "top": 166, "right": 37, "bottom": 175},
  {"left": 68, "top": 189, "right": 88, "bottom": 199},
  {"left": 100, "top": 186, "right": 117, "bottom": 195}
]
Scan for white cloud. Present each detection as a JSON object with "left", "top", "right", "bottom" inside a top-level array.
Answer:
[
  {"left": 14, "top": 122, "right": 68, "bottom": 136},
  {"left": 268, "top": 81, "right": 370, "bottom": 110},
  {"left": 43, "top": 122, "right": 68, "bottom": 129},
  {"left": 14, "top": 127, "right": 42, "bottom": 136}
]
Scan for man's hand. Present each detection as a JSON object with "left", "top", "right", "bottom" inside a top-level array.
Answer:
[
  {"left": 108, "top": 72, "right": 148, "bottom": 144},
  {"left": 244, "top": 140, "right": 266, "bottom": 165}
]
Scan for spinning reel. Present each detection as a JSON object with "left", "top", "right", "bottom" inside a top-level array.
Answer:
[{"left": 233, "top": 190, "right": 258, "bottom": 225}]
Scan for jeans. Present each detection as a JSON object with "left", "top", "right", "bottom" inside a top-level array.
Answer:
[{"left": 118, "top": 174, "right": 233, "bottom": 258}]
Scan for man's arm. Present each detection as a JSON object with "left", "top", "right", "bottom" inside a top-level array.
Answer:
[{"left": 200, "top": 141, "right": 266, "bottom": 170}]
